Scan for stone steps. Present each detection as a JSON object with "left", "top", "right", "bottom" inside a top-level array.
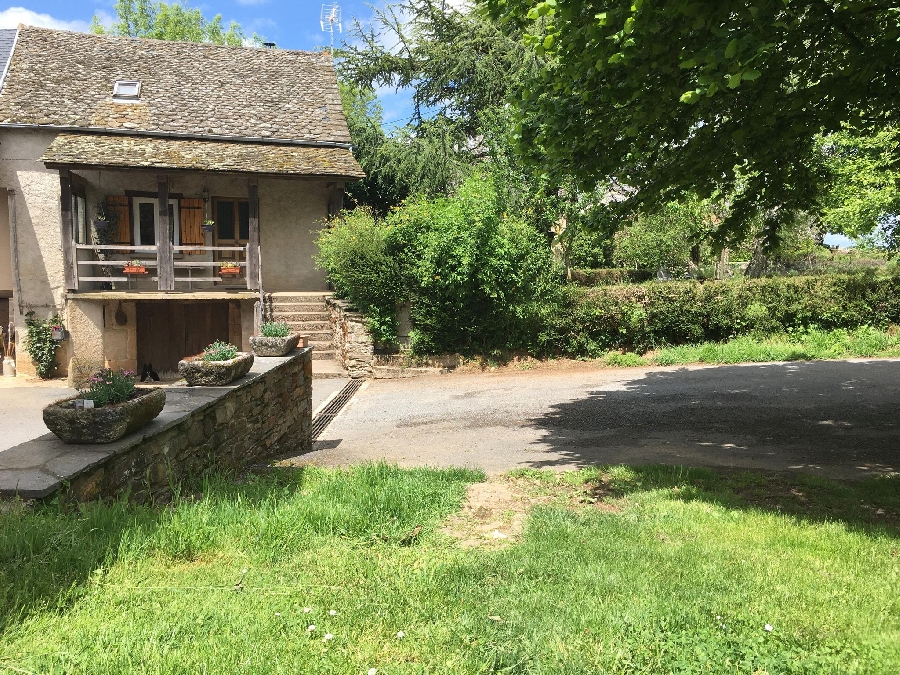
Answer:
[
  {"left": 312, "top": 360, "right": 348, "bottom": 379},
  {"left": 271, "top": 312, "right": 330, "bottom": 323},
  {"left": 274, "top": 319, "right": 331, "bottom": 331}
]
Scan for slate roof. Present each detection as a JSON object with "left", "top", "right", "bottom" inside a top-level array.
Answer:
[
  {"left": 0, "top": 29, "right": 17, "bottom": 90},
  {"left": 41, "top": 133, "right": 365, "bottom": 178},
  {"left": 0, "top": 26, "right": 352, "bottom": 145}
]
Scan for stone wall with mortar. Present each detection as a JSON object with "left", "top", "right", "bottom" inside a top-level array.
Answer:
[
  {"left": 63, "top": 349, "right": 312, "bottom": 504},
  {"left": 326, "top": 297, "right": 374, "bottom": 379}
]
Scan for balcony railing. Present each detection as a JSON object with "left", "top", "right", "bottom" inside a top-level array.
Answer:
[{"left": 73, "top": 243, "right": 256, "bottom": 291}]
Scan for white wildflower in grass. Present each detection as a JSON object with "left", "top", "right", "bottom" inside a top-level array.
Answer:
[
  {"left": 274, "top": 613, "right": 281, "bottom": 617},
  {"left": 323, "top": 633, "right": 333, "bottom": 642},
  {"left": 307, "top": 625, "right": 316, "bottom": 633},
  {"left": 764, "top": 624, "right": 774, "bottom": 632},
  {"left": 329, "top": 609, "right": 338, "bottom": 616},
  {"left": 303, "top": 607, "right": 312, "bottom": 614},
  {"left": 396, "top": 630, "right": 405, "bottom": 639},
  {"left": 368, "top": 669, "right": 378, "bottom": 675},
  {"left": 242, "top": 569, "right": 248, "bottom": 574}
]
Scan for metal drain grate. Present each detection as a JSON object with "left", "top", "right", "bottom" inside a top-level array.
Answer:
[{"left": 311, "top": 378, "right": 364, "bottom": 440}]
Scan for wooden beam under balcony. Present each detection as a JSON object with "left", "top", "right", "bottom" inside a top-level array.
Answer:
[
  {"left": 247, "top": 179, "right": 260, "bottom": 291},
  {"left": 58, "top": 169, "right": 78, "bottom": 291}
]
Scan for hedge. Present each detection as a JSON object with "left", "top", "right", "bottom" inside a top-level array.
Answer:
[
  {"left": 569, "top": 268, "right": 656, "bottom": 286},
  {"left": 536, "top": 272, "right": 900, "bottom": 356}
]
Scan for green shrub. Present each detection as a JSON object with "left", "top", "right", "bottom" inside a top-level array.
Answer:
[
  {"left": 22, "top": 312, "right": 63, "bottom": 379},
  {"left": 314, "top": 208, "right": 403, "bottom": 344},
  {"left": 317, "top": 176, "right": 560, "bottom": 354},
  {"left": 80, "top": 368, "right": 136, "bottom": 407},
  {"left": 202, "top": 341, "right": 238, "bottom": 362},
  {"left": 536, "top": 272, "right": 900, "bottom": 357},
  {"left": 260, "top": 321, "right": 291, "bottom": 338}
]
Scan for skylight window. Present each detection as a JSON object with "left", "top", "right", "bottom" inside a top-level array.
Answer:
[{"left": 113, "top": 80, "right": 141, "bottom": 100}]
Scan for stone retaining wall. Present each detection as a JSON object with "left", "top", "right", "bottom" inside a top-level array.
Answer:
[
  {"left": 326, "top": 297, "right": 374, "bottom": 379},
  {"left": 63, "top": 349, "right": 312, "bottom": 504}
]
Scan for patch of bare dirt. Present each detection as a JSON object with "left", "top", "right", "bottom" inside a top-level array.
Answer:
[{"left": 442, "top": 476, "right": 621, "bottom": 548}]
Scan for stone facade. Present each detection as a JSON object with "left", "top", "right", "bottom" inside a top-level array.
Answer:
[
  {"left": 62, "top": 349, "right": 312, "bottom": 504},
  {"left": 325, "top": 297, "right": 374, "bottom": 379}
]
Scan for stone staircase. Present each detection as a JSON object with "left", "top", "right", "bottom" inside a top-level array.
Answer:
[{"left": 264, "top": 292, "right": 346, "bottom": 379}]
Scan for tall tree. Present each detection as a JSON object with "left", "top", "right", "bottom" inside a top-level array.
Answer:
[
  {"left": 91, "top": 0, "right": 258, "bottom": 46},
  {"left": 483, "top": 0, "right": 900, "bottom": 247}
]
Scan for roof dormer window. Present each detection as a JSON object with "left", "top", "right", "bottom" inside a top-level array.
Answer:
[{"left": 113, "top": 80, "right": 141, "bottom": 101}]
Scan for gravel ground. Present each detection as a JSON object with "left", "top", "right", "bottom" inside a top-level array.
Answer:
[{"left": 291, "top": 359, "right": 900, "bottom": 479}]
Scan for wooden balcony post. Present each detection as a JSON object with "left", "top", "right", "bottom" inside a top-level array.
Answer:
[
  {"left": 328, "top": 181, "right": 344, "bottom": 218},
  {"left": 247, "top": 179, "right": 260, "bottom": 291},
  {"left": 58, "top": 169, "right": 78, "bottom": 291},
  {"left": 156, "top": 174, "right": 174, "bottom": 290}
]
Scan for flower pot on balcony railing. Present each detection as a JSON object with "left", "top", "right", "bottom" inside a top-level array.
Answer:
[
  {"left": 202, "top": 219, "right": 216, "bottom": 233},
  {"left": 219, "top": 262, "right": 242, "bottom": 278},
  {"left": 92, "top": 219, "right": 110, "bottom": 230},
  {"left": 50, "top": 325, "right": 68, "bottom": 341},
  {"left": 123, "top": 260, "right": 147, "bottom": 275}
]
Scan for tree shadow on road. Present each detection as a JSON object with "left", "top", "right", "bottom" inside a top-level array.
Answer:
[{"left": 526, "top": 359, "right": 900, "bottom": 477}]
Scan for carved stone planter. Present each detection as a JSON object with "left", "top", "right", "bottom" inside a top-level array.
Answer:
[
  {"left": 178, "top": 352, "right": 254, "bottom": 386},
  {"left": 43, "top": 388, "right": 166, "bottom": 444},
  {"left": 249, "top": 333, "right": 306, "bottom": 357}
]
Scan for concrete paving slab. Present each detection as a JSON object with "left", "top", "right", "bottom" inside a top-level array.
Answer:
[
  {"left": 0, "top": 468, "right": 59, "bottom": 499},
  {"left": 0, "top": 380, "right": 76, "bottom": 451}
]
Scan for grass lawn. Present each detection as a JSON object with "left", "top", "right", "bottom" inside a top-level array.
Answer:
[
  {"left": 1, "top": 464, "right": 898, "bottom": 674},
  {"left": 601, "top": 325, "right": 900, "bottom": 368}
]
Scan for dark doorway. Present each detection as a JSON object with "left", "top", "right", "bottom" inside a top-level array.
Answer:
[{"left": 136, "top": 301, "right": 230, "bottom": 373}]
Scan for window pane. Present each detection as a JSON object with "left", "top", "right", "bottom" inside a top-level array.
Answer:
[
  {"left": 139, "top": 202, "right": 156, "bottom": 245},
  {"left": 217, "top": 201, "right": 235, "bottom": 240},
  {"left": 238, "top": 201, "right": 250, "bottom": 240}
]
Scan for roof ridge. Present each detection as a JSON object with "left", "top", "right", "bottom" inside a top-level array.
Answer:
[{"left": 15, "top": 24, "right": 332, "bottom": 58}]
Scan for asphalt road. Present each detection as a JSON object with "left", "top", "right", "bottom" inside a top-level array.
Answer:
[{"left": 295, "top": 359, "right": 900, "bottom": 478}]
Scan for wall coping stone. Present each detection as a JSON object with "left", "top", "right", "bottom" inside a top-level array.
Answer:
[{"left": 0, "top": 348, "right": 312, "bottom": 500}]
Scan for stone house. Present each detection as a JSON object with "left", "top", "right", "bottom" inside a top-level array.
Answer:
[{"left": 0, "top": 26, "right": 363, "bottom": 381}]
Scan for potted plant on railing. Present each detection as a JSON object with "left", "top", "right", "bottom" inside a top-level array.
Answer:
[
  {"left": 123, "top": 260, "right": 147, "bottom": 274},
  {"left": 177, "top": 340, "right": 254, "bottom": 386},
  {"left": 249, "top": 320, "right": 307, "bottom": 357},
  {"left": 50, "top": 321, "right": 68, "bottom": 342},
  {"left": 219, "top": 261, "right": 242, "bottom": 278},
  {"left": 43, "top": 368, "right": 166, "bottom": 443},
  {"left": 202, "top": 219, "right": 215, "bottom": 234}
]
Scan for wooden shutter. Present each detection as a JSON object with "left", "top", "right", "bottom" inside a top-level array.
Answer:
[
  {"left": 180, "top": 198, "right": 205, "bottom": 254},
  {"left": 106, "top": 196, "right": 131, "bottom": 253}
]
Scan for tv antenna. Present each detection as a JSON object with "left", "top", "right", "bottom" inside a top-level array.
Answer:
[{"left": 320, "top": 3, "right": 342, "bottom": 51}]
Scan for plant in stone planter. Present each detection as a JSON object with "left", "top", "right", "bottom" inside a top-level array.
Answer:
[
  {"left": 219, "top": 261, "right": 242, "bottom": 277},
  {"left": 202, "top": 219, "right": 216, "bottom": 233},
  {"left": 43, "top": 368, "right": 166, "bottom": 443},
  {"left": 123, "top": 259, "right": 147, "bottom": 274},
  {"left": 250, "top": 321, "right": 306, "bottom": 357},
  {"left": 178, "top": 340, "right": 254, "bottom": 386}
]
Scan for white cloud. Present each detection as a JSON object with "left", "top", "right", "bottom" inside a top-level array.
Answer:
[{"left": 0, "top": 7, "right": 92, "bottom": 32}]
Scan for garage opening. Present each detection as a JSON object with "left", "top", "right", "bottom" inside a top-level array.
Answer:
[{"left": 136, "top": 301, "right": 239, "bottom": 374}]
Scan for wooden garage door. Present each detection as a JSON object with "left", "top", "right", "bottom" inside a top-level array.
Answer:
[{"left": 136, "top": 302, "right": 230, "bottom": 373}]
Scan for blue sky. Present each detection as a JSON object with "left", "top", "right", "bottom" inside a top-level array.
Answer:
[{"left": 0, "top": 1, "right": 417, "bottom": 125}]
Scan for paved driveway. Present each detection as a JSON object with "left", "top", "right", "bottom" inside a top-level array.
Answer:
[
  {"left": 0, "top": 378, "right": 75, "bottom": 451},
  {"left": 295, "top": 359, "right": 900, "bottom": 478}
]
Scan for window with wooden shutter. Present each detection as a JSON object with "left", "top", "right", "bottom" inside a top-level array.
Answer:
[
  {"left": 180, "top": 199, "right": 205, "bottom": 254},
  {"left": 105, "top": 195, "right": 131, "bottom": 253}
]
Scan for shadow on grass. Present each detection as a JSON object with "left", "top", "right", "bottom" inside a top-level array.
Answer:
[
  {"left": 526, "top": 359, "right": 900, "bottom": 477},
  {"left": 0, "top": 467, "right": 311, "bottom": 634},
  {"left": 586, "top": 464, "right": 900, "bottom": 539}
]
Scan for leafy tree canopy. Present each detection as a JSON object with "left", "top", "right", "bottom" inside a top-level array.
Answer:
[
  {"left": 91, "top": 0, "right": 258, "bottom": 46},
  {"left": 483, "top": 0, "right": 900, "bottom": 247},
  {"left": 816, "top": 127, "right": 900, "bottom": 241}
]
